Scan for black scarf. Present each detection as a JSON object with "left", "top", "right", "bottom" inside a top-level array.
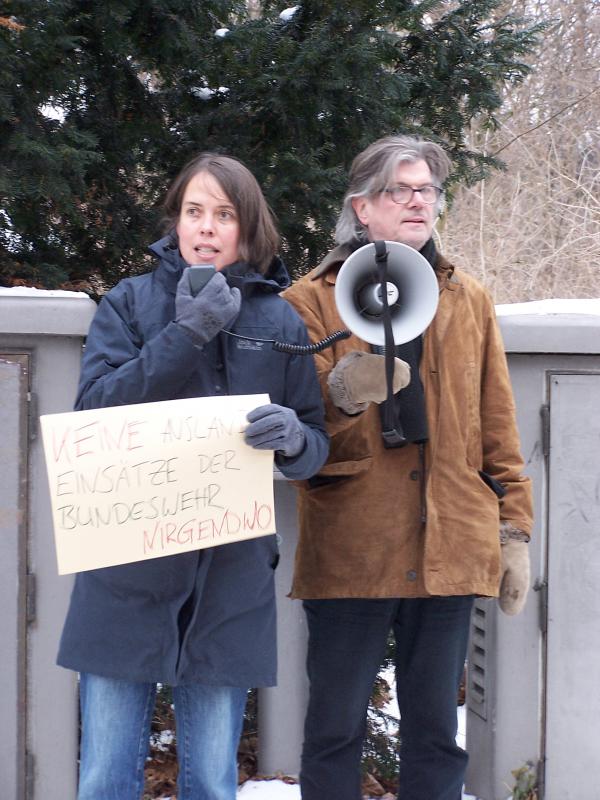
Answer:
[{"left": 372, "top": 238, "right": 437, "bottom": 446}]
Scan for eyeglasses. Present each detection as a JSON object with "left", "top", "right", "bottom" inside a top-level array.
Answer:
[{"left": 384, "top": 184, "right": 442, "bottom": 205}]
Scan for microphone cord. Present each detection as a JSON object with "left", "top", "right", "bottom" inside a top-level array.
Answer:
[{"left": 222, "top": 328, "right": 351, "bottom": 354}]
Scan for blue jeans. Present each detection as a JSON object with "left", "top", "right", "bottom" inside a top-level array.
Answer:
[
  {"left": 78, "top": 673, "right": 248, "bottom": 800},
  {"left": 301, "top": 596, "right": 474, "bottom": 800}
]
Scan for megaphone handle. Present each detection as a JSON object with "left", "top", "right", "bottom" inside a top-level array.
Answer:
[{"left": 375, "top": 240, "right": 407, "bottom": 448}]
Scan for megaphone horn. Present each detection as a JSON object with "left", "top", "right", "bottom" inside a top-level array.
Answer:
[{"left": 335, "top": 241, "right": 439, "bottom": 346}]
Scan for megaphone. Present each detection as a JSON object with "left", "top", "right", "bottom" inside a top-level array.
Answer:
[{"left": 335, "top": 241, "right": 439, "bottom": 346}]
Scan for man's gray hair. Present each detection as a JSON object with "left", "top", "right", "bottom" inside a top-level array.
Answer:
[{"left": 335, "top": 135, "right": 452, "bottom": 246}]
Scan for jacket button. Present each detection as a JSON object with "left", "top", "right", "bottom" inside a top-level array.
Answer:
[
  {"left": 409, "top": 470, "right": 420, "bottom": 481},
  {"left": 406, "top": 569, "right": 417, "bottom": 581},
  {"left": 216, "top": 362, "right": 224, "bottom": 371},
  {"left": 215, "top": 384, "right": 222, "bottom": 392}
]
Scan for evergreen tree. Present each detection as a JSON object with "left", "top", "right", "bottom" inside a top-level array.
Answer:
[
  {"left": 183, "top": 0, "right": 543, "bottom": 275},
  {"left": 0, "top": 0, "right": 240, "bottom": 289},
  {"left": 0, "top": 1, "right": 542, "bottom": 289}
]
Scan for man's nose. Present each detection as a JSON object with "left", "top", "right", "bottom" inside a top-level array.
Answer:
[{"left": 408, "top": 189, "right": 427, "bottom": 207}]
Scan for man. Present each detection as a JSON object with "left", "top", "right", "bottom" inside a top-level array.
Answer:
[{"left": 284, "top": 135, "right": 533, "bottom": 800}]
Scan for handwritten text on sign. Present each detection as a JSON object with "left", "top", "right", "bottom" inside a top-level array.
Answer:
[{"left": 40, "top": 394, "right": 275, "bottom": 574}]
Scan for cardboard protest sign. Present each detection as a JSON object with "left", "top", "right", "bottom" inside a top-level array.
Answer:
[{"left": 40, "top": 394, "right": 275, "bottom": 574}]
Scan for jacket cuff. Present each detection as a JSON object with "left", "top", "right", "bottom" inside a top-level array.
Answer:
[
  {"left": 499, "top": 520, "right": 531, "bottom": 544},
  {"left": 174, "top": 321, "right": 205, "bottom": 350}
]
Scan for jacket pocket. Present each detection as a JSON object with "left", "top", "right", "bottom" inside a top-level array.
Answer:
[
  {"left": 319, "top": 410, "right": 374, "bottom": 477},
  {"left": 307, "top": 473, "right": 353, "bottom": 490},
  {"left": 478, "top": 470, "right": 506, "bottom": 499}
]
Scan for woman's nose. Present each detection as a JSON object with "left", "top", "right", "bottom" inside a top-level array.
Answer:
[{"left": 199, "top": 214, "right": 214, "bottom": 234}]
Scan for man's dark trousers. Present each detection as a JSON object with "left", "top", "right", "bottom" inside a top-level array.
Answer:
[{"left": 301, "top": 595, "right": 474, "bottom": 800}]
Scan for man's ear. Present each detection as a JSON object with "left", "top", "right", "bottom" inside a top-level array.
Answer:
[
  {"left": 437, "top": 193, "right": 446, "bottom": 217},
  {"left": 351, "top": 195, "right": 369, "bottom": 226}
]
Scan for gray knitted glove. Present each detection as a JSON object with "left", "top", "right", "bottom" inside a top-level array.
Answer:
[
  {"left": 328, "top": 351, "right": 411, "bottom": 415},
  {"left": 175, "top": 268, "right": 241, "bottom": 346},
  {"left": 245, "top": 403, "right": 306, "bottom": 458}
]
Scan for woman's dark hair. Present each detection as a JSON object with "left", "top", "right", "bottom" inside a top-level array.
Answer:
[{"left": 162, "top": 153, "right": 280, "bottom": 273}]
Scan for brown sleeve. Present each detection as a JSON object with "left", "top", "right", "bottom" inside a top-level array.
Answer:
[
  {"left": 284, "top": 276, "right": 370, "bottom": 438},
  {"left": 479, "top": 296, "right": 534, "bottom": 535}
]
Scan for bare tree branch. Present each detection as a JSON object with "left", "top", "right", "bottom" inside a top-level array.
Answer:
[{"left": 493, "top": 85, "right": 600, "bottom": 156}]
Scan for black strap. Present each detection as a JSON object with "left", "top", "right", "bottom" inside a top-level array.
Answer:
[{"left": 374, "top": 240, "right": 406, "bottom": 448}]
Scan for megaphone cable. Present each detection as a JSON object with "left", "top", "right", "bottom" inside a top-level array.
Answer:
[{"left": 222, "top": 328, "right": 351, "bottom": 354}]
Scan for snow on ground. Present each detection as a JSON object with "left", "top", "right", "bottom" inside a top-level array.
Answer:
[
  {"left": 237, "top": 780, "right": 477, "bottom": 799},
  {"left": 0, "top": 286, "right": 89, "bottom": 297},
  {"left": 238, "top": 779, "right": 300, "bottom": 798},
  {"left": 236, "top": 703, "right": 479, "bottom": 799}
]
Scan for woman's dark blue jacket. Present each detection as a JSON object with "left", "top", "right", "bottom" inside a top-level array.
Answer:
[{"left": 57, "top": 237, "right": 328, "bottom": 687}]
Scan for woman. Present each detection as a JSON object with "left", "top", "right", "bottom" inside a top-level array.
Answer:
[{"left": 57, "top": 153, "right": 329, "bottom": 800}]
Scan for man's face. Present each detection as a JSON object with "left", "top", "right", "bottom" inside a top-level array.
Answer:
[{"left": 351, "top": 159, "right": 438, "bottom": 251}]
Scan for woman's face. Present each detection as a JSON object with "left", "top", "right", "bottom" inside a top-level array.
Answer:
[{"left": 176, "top": 171, "right": 241, "bottom": 270}]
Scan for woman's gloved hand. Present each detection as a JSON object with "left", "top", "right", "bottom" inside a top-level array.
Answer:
[
  {"left": 327, "top": 351, "right": 411, "bottom": 415},
  {"left": 175, "top": 268, "right": 241, "bottom": 346},
  {"left": 245, "top": 404, "right": 306, "bottom": 458}
]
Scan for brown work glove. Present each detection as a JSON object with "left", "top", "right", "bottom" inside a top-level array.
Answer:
[
  {"left": 327, "top": 351, "right": 411, "bottom": 415},
  {"left": 498, "top": 522, "right": 531, "bottom": 616}
]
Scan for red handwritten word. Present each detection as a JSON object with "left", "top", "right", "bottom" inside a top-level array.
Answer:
[
  {"left": 142, "top": 501, "right": 273, "bottom": 554},
  {"left": 52, "top": 419, "right": 147, "bottom": 464}
]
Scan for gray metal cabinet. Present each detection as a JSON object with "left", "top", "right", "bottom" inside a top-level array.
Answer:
[
  {"left": 0, "top": 354, "right": 31, "bottom": 798},
  {"left": 545, "top": 372, "right": 600, "bottom": 798},
  {"left": 0, "top": 290, "right": 96, "bottom": 799},
  {"left": 3, "top": 290, "right": 600, "bottom": 799},
  {"left": 465, "top": 311, "right": 600, "bottom": 800}
]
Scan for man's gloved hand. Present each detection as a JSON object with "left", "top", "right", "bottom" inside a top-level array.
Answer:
[
  {"left": 245, "top": 404, "right": 306, "bottom": 458},
  {"left": 327, "top": 351, "right": 411, "bottom": 415},
  {"left": 498, "top": 525, "right": 531, "bottom": 615},
  {"left": 175, "top": 268, "right": 241, "bottom": 346}
]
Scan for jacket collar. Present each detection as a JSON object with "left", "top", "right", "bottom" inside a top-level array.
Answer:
[
  {"left": 311, "top": 240, "right": 458, "bottom": 287},
  {"left": 436, "top": 254, "right": 459, "bottom": 290},
  {"left": 148, "top": 235, "right": 291, "bottom": 296},
  {"left": 310, "top": 243, "right": 354, "bottom": 283}
]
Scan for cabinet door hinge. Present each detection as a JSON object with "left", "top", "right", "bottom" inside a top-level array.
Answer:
[
  {"left": 533, "top": 578, "right": 548, "bottom": 634},
  {"left": 25, "top": 751, "right": 35, "bottom": 799},
  {"left": 27, "top": 391, "right": 38, "bottom": 441},
  {"left": 540, "top": 404, "right": 550, "bottom": 458},
  {"left": 26, "top": 573, "right": 36, "bottom": 625}
]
